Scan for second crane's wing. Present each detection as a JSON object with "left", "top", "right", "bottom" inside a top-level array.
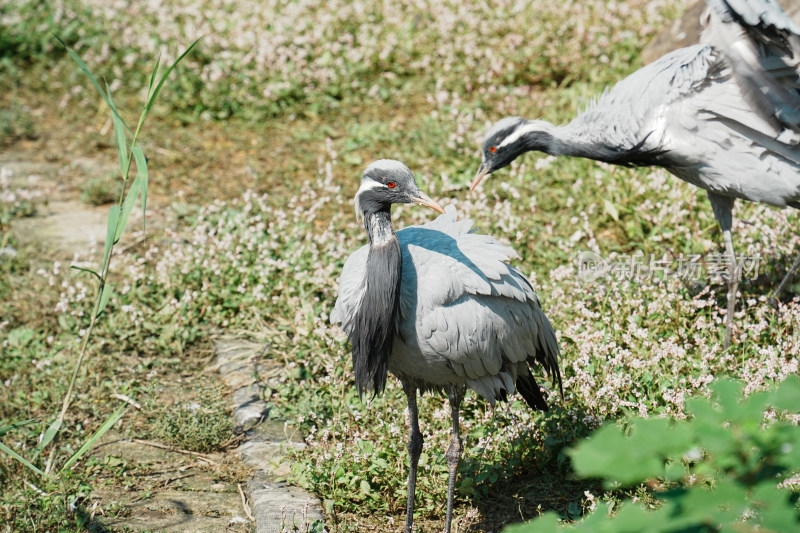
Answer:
[
  {"left": 702, "top": 0, "right": 800, "bottom": 131},
  {"left": 396, "top": 207, "right": 560, "bottom": 400},
  {"left": 567, "top": 44, "right": 722, "bottom": 158}
]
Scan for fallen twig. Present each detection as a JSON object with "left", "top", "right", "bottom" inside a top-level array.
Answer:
[
  {"left": 130, "top": 438, "right": 218, "bottom": 465},
  {"left": 237, "top": 482, "right": 254, "bottom": 521}
]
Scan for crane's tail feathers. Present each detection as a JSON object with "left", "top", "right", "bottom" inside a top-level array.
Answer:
[
  {"left": 533, "top": 309, "right": 564, "bottom": 400},
  {"left": 516, "top": 373, "right": 549, "bottom": 412}
]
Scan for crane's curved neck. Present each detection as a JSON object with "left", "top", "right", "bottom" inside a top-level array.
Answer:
[
  {"left": 351, "top": 209, "right": 402, "bottom": 396},
  {"left": 517, "top": 120, "right": 657, "bottom": 165},
  {"left": 515, "top": 121, "right": 596, "bottom": 158}
]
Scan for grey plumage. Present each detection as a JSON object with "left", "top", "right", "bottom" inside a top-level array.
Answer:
[
  {"left": 473, "top": 0, "right": 800, "bottom": 349},
  {"left": 332, "top": 160, "right": 561, "bottom": 533}
]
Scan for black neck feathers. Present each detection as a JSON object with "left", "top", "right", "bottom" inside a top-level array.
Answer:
[
  {"left": 350, "top": 210, "right": 402, "bottom": 396},
  {"left": 512, "top": 121, "right": 665, "bottom": 167}
]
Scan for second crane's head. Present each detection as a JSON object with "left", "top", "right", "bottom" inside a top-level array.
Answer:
[
  {"left": 355, "top": 159, "right": 445, "bottom": 219},
  {"left": 471, "top": 117, "right": 553, "bottom": 191}
]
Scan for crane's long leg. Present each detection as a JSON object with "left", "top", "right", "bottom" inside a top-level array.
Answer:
[
  {"left": 708, "top": 193, "right": 738, "bottom": 350},
  {"left": 402, "top": 381, "right": 423, "bottom": 533},
  {"left": 444, "top": 386, "right": 465, "bottom": 533},
  {"left": 721, "top": 228, "right": 739, "bottom": 350}
]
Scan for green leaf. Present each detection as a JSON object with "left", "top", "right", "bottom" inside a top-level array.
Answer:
[
  {"left": 134, "top": 37, "right": 201, "bottom": 141},
  {"left": 69, "top": 265, "right": 103, "bottom": 283},
  {"left": 604, "top": 199, "right": 620, "bottom": 222},
  {"left": 96, "top": 283, "right": 113, "bottom": 319},
  {"left": 115, "top": 175, "right": 141, "bottom": 244},
  {"left": 53, "top": 34, "right": 132, "bottom": 137},
  {"left": 600, "top": 500, "right": 674, "bottom": 533},
  {"left": 626, "top": 417, "right": 693, "bottom": 459},
  {"left": 771, "top": 375, "right": 800, "bottom": 412},
  {"left": 710, "top": 379, "right": 743, "bottom": 420},
  {"left": 750, "top": 480, "right": 799, "bottom": 532},
  {"left": 32, "top": 417, "right": 62, "bottom": 461},
  {"left": 503, "top": 511, "right": 564, "bottom": 532},
  {"left": 112, "top": 107, "right": 130, "bottom": 179},
  {"left": 146, "top": 53, "right": 162, "bottom": 102},
  {"left": 7, "top": 327, "right": 34, "bottom": 348},
  {"left": 0, "top": 418, "right": 39, "bottom": 438},
  {"left": 669, "top": 479, "right": 747, "bottom": 526},
  {"left": 0, "top": 440, "right": 46, "bottom": 478},
  {"left": 102, "top": 205, "right": 121, "bottom": 272},
  {"left": 60, "top": 403, "right": 126, "bottom": 473},
  {"left": 569, "top": 417, "right": 692, "bottom": 487},
  {"left": 569, "top": 424, "right": 631, "bottom": 480},
  {"left": 132, "top": 145, "right": 148, "bottom": 233},
  {"left": 663, "top": 458, "right": 686, "bottom": 482}
]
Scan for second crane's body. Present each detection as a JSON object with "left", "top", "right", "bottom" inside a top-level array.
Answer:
[
  {"left": 506, "top": 42, "right": 800, "bottom": 206},
  {"left": 474, "top": 0, "right": 800, "bottom": 348}
]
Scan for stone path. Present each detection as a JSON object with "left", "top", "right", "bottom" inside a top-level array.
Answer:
[
  {"left": 214, "top": 338, "right": 324, "bottom": 532},
  {"left": 3, "top": 157, "right": 324, "bottom": 532}
]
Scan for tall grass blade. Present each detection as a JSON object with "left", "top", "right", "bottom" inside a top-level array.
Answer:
[
  {"left": 112, "top": 108, "right": 130, "bottom": 179},
  {"left": 132, "top": 146, "right": 148, "bottom": 232},
  {"left": 135, "top": 37, "right": 201, "bottom": 137},
  {"left": 149, "top": 37, "right": 201, "bottom": 109},
  {"left": 32, "top": 418, "right": 62, "bottom": 461},
  {"left": 69, "top": 266, "right": 103, "bottom": 283},
  {"left": 96, "top": 283, "right": 114, "bottom": 319},
  {"left": 0, "top": 440, "right": 46, "bottom": 478},
  {"left": 115, "top": 175, "right": 141, "bottom": 243},
  {"left": 146, "top": 53, "right": 163, "bottom": 102},
  {"left": 105, "top": 81, "right": 130, "bottom": 179},
  {"left": 0, "top": 418, "right": 39, "bottom": 438},
  {"left": 102, "top": 205, "right": 121, "bottom": 272},
  {"left": 60, "top": 404, "right": 126, "bottom": 473},
  {"left": 53, "top": 34, "right": 132, "bottom": 137}
]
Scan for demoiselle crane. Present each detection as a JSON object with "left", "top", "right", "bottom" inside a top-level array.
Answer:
[
  {"left": 472, "top": 0, "right": 800, "bottom": 350},
  {"left": 332, "top": 160, "right": 562, "bottom": 532}
]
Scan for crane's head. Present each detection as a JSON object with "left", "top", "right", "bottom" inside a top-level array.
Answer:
[
  {"left": 472, "top": 117, "right": 554, "bottom": 191},
  {"left": 355, "top": 159, "right": 445, "bottom": 219}
]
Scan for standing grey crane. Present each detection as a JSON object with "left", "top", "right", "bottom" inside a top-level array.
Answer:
[
  {"left": 471, "top": 0, "right": 800, "bottom": 350},
  {"left": 331, "top": 160, "right": 562, "bottom": 533}
]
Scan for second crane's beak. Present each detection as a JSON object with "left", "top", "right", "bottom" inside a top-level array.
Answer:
[
  {"left": 470, "top": 163, "right": 490, "bottom": 192},
  {"left": 412, "top": 191, "right": 446, "bottom": 214}
]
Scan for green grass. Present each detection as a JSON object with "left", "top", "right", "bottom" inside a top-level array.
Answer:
[
  {"left": 143, "top": 378, "right": 234, "bottom": 453},
  {"left": 1, "top": 0, "right": 799, "bottom": 530}
]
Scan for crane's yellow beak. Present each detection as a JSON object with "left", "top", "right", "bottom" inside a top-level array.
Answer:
[
  {"left": 412, "top": 191, "right": 446, "bottom": 214},
  {"left": 470, "top": 164, "right": 490, "bottom": 192}
]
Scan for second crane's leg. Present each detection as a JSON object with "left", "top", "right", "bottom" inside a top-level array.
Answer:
[
  {"left": 773, "top": 251, "right": 800, "bottom": 299},
  {"left": 721, "top": 227, "right": 739, "bottom": 350},
  {"left": 709, "top": 193, "right": 738, "bottom": 351},
  {"left": 403, "top": 381, "right": 423, "bottom": 533},
  {"left": 444, "top": 386, "right": 465, "bottom": 533}
]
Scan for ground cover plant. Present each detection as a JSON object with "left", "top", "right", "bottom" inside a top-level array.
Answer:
[
  {"left": 1, "top": 0, "right": 799, "bottom": 531},
  {"left": 508, "top": 377, "right": 800, "bottom": 532}
]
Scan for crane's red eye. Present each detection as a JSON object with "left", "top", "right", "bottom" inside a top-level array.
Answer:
[
  {"left": 489, "top": 146, "right": 496, "bottom": 153},
  {"left": 387, "top": 181, "right": 396, "bottom": 188}
]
